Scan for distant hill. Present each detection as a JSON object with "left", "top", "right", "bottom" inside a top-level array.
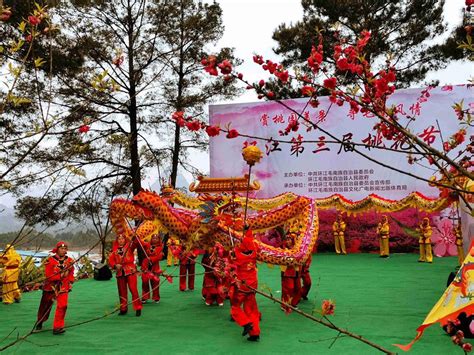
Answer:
[
  {"left": 0, "top": 204, "right": 25, "bottom": 233},
  {"left": 0, "top": 230, "right": 57, "bottom": 249},
  {"left": 0, "top": 204, "right": 92, "bottom": 235}
]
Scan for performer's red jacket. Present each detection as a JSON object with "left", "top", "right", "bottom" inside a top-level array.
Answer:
[
  {"left": 109, "top": 240, "right": 138, "bottom": 277},
  {"left": 179, "top": 250, "right": 197, "bottom": 265},
  {"left": 141, "top": 242, "right": 163, "bottom": 273},
  {"left": 234, "top": 244, "right": 258, "bottom": 292},
  {"left": 43, "top": 255, "right": 75, "bottom": 293}
]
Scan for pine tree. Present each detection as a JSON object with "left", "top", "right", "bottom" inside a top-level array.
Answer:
[
  {"left": 272, "top": 0, "right": 451, "bottom": 87},
  {"left": 148, "top": 0, "right": 240, "bottom": 187}
]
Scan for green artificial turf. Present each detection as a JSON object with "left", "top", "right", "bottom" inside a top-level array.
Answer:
[{"left": 0, "top": 253, "right": 460, "bottom": 354}]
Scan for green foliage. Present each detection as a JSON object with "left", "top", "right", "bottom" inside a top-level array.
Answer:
[
  {"left": 18, "top": 255, "right": 45, "bottom": 290},
  {"left": 76, "top": 255, "right": 94, "bottom": 279}
]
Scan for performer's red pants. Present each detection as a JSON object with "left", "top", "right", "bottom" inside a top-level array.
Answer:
[
  {"left": 203, "top": 284, "right": 225, "bottom": 305},
  {"left": 142, "top": 278, "right": 160, "bottom": 302},
  {"left": 281, "top": 275, "right": 302, "bottom": 311},
  {"left": 37, "top": 291, "right": 68, "bottom": 329},
  {"left": 117, "top": 274, "right": 142, "bottom": 311},
  {"left": 301, "top": 272, "right": 311, "bottom": 299},
  {"left": 230, "top": 290, "right": 260, "bottom": 336},
  {"left": 203, "top": 273, "right": 225, "bottom": 305},
  {"left": 179, "top": 263, "right": 195, "bottom": 291}
]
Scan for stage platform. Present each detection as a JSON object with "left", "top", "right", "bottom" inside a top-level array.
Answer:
[{"left": 0, "top": 253, "right": 459, "bottom": 354}]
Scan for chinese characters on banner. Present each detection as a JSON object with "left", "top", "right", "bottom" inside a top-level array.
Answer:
[
  {"left": 209, "top": 85, "right": 472, "bottom": 200},
  {"left": 282, "top": 169, "right": 407, "bottom": 195}
]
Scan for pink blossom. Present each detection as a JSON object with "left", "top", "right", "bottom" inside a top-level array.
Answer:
[
  {"left": 323, "top": 77, "right": 337, "bottom": 90},
  {"left": 432, "top": 219, "right": 457, "bottom": 257},
  {"left": 78, "top": 125, "right": 90, "bottom": 133},
  {"left": 321, "top": 299, "right": 335, "bottom": 316},
  {"left": 28, "top": 15, "right": 41, "bottom": 26}
]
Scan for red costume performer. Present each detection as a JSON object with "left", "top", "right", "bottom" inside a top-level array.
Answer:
[
  {"left": 109, "top": 235, "right": 142, "bottom": 316},
  {"left": 179, "top": 250, "right": 196, "bottom": 291},
  {"left": 280, "top": 236, "right": 302, "bottom": 312},
  {"left": 202, "top": 244, "right": 225, "bottom": 306},
  {"left": 300, "top": 254, "right": 312, "bottom": 300},
  {"left": 141, "top": 234, "right": 163, "bottom": 303},
  {"left": 230, "top": 229, "right": 260, "bottom": 342},
  {"left": 36, "top": 241, "right": 75, "bottom": 335}
]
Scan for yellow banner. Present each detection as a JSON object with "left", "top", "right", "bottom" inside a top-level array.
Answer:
[{"left": 395, "top": 243, "right": 474, "bottom": 351}]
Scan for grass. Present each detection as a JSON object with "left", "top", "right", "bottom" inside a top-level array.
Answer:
[{"left": 0, "top": 253, "right": 459, "bottom": 354}]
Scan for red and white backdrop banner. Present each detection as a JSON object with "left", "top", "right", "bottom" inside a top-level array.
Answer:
[
  {"left": 209, "top": 85, "right": 473, "bottom": 254},
  {"left": 210, "top": 85, "right": 472, "bottom": 201}
]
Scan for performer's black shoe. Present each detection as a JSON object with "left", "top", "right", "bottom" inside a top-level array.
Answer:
[
  {"left": 118, "top": 310, "right": 127, "bottom": 316},
  {"left": 247, "top": 335, "right": 260, "bottom": 342},
  {"left": 242, "top": 323, "right": 253, "bottom": 336},
  {"left": 136, "top": 309, "right": 141, "bottom": 317},
  {"left": 35, "top": 323, "right": 43, "bottom": 331},
  {"left": 53, "top": 328, "right": 65, "bottom": 335},
  {"left": 14, "top": 298, "right": 21, "bottom": 303},
  {"left": 302, "top": 296, "right": 308, "bottom": 301}
]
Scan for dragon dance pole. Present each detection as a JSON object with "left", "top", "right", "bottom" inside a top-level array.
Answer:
[
  {"left": 243, "top": 164, "right": 253, "bottom": 225},
  {"left": 241, "top": 144, "right": 263, "bottom": 226}
]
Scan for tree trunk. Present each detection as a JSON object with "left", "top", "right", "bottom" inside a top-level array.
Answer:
[
  {"left": 170, "top": 2, "right": 186, "bottom": 188},
  {"left": 127, "top": 4, "right": 141, "bottom": 195},
  {"left": 170, "top": 122, "right": 181, "bottom": 188}
]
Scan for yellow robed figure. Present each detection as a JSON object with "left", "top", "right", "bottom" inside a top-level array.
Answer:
[
  {"left": 0, "top": 245, "right": 22, "bottom": 304},
  {"left": 417, "top": 217, "right": 433, "bottom": 263},
  {"left": 332, "top": 214, "right": 347, "bottom": 255},
  {"left": 166, "top": 236, "right": 180, "bottom": 266},
  {"left": 376, "top": 215, "right": 390, "bottom": 258}
]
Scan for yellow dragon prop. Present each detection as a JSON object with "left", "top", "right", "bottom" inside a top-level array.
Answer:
[
  {"left": 109, "top": 189, "right": 318, "bottom": 266},
  {"left": 109, "top": 181, "right": 449, "bottom": 266}
]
